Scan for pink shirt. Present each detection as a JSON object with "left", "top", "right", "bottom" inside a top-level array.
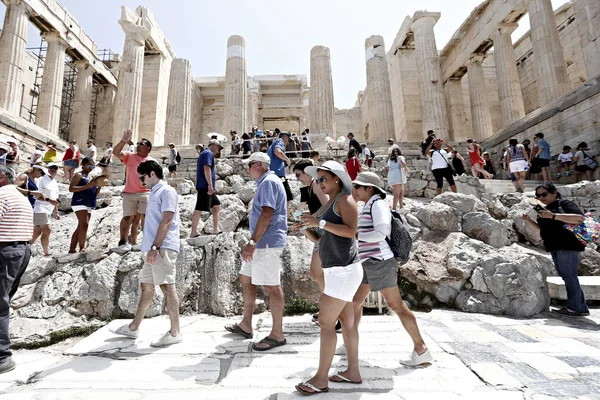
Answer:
[{"left": 123, "top": 152, "right": 150, "bottom": 194}]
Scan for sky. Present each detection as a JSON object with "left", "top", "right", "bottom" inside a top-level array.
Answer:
[{"left": 4, "top": 0, "right": 570, "bottom": 109}]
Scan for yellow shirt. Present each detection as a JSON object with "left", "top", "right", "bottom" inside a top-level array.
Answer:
[{"left": 43, "top": 148, "right": 56, "bottom": 162}]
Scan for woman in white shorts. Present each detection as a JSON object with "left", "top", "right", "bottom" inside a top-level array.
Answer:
[
  {"left": 295, "top": 160, "right": 363, "bottom": 395},
  {"left": 506, "top": 138, "right": 530, "bottom": 193},
  {"left": 387, "top": 147, "right": 407, "bottom": 209},
  {"left": 69, "top": 157, "right": 100, "bottom": 253}
]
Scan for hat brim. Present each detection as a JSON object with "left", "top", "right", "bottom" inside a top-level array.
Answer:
[
  {"left": 352, "top": 179, "right": 387, "bottom": 199},
  {"left": 305, "top": 165, "right": 353, "bottom": 195}
]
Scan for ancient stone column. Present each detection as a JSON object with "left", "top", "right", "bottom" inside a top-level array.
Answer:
[
  {"left": 309, "top": 45, "right": 335, "bottom": 148},
  {"left": 35, "top": 32, "right": 68, "bottom": 135},
  {"left": 364, "top": 36, "right": 395, "bottom": 144},
  {"left": 528, "top": 0, "right": 569, "bottom": 105},
  {"left": 0, "top": 0, "right": 29, "bottom": 115},
  {"left": 165, "top": 58, "right": 193, "bottom": 145},
  {"left": 223, "top": 35, "right": 247, "bottom": 135},
  {"left": 70, "top": 60, "right": 95, "bottom": 145},
  {"left": 112, "top": 7, "right": 149, "bottom": 143},
  {"left": 572, "top": 0, "right": 600, "bottom": 78},
  {"left": 411, "top": 12, "right": 449, "bottom": 139},
  {"left": 94, "top": 84, "right": 117, "bottom": 146},
  {"left": 444, "top": 78, "right": 467, "bottom": 141},
  {"left": 491, "top": 23, "right": 526, "bottom": 126},
  {"left": 466, "top": 54, "right": 494, "bottom": 141}
]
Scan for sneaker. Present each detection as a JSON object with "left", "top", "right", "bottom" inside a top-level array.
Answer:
[
  {"left": 109, "top": 324, "right": 139, "bottom": 338},
  {"left": 312, "top": 313, "right": 319, "bottom": 322},
  {"left": 111, "top": 242, "right": 132, "bottom": 255},
  {"left": 556, "top": 173, "right": 561, "bottom": 178},
  {"left": 400, "top": 349, "right": 433, "bottom": 367},
  {"left": 551, "top": 307, "right": 585, "bottom": 317},
  {"left": 0, "top": 357, "right": 16, "bottom": 374},
  {"left": 151, "top": 331, "right": 183, "bottom": 347},
  {"left": 335, "top": 320, "right": 342, "bottom": 333},
  {"left": 335, "top": 344, "right": 346, "bottom": 355},
  {"left": 566, "top": 172, "right": 572, "bottom": 177}
]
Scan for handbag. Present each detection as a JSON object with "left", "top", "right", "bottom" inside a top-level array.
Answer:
[
  {"left": 582, "top": 151, "right": 598, "bottom": 170},
  {"left": 563, "top": 214, "right": 600, "bottom": 245}
]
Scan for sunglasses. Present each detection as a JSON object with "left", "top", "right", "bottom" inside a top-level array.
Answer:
[
  {"left": 353, "top": 184, "right": 363, "bottom": 190},
  {"left": 316, "top": 176, "right": 328, "bottom": 184},
  {"left": 137, "top": 142, "right": 148, "bottom": 147},
  {"left": 139, "top": 174, "right": 147, "bottom": 182},
  {"left": 535, "top": 192, "right": 550, "bottom": 198},
  {"left": 248, "top": 161, "right": 259, "bottom": 168},
  {"left": 295, "top": 172, "right": 302, "bottom": 178}
]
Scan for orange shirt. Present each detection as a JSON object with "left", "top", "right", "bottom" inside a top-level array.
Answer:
[{"left": 123, "top": 152, "right": 150, "bottom": 194}]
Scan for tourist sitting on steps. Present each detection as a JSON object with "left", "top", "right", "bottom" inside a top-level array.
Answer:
[
  {"left": 351, "top": 171, "right": 432, "bottom": 367},
  {"left": 426, "top": 138, "right": 457, "bottom": 195},
  {"left": 572, "top": 142, "right": 598, "bottom": 183},
  {"left": 110, "top": 160, "right": 183, "bottom": 347},
  {"left": 295, "top": 160, "right": 362, "bottom": 395},
  {"left": 225, "top": 152, "right": 288, "bottom": 351},
  {"left": 68, "top": 158, "right": 100, "bottom": 253},
  {"left": 521, "top": 183, "right": 589, "bottom": 317}
]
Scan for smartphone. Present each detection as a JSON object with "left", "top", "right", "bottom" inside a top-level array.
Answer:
[{"left": 533, "top": 204, "right": 544, "bottom": 213}]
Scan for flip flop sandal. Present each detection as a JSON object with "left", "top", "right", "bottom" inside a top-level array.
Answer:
[
  {"left": 252, "top": 336, "right": 287, "bottom": 351},
  {"left": 328, "top": 373, "right": 362, "bottom": 384},
  {"left": 224, "top": 323, "right": 253, "bottom": 339},
  {"left": 295, "top": 381, "right": 329, "bottom": 396}
]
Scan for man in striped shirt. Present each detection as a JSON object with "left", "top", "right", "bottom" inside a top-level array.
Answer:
[{"left": 0, "top": 165, "right": 33, "bottom": 374}]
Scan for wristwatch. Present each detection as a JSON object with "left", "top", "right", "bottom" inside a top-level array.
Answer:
[
  {"left": 151, "top": 245, "right": 160, "bottom": 251},
  {"left": 249, "top": 239, "right": 257, "bottom": 246},
  {"left": 319, "top": 219, "right": 327, "bottom": 229}
]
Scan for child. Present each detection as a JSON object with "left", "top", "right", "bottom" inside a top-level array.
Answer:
[{"left": 557, "top": 145, "right": 573, "bottom": 178}]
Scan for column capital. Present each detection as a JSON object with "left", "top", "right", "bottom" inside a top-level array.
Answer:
[
  {"left": 5, "top": 0, "right": 32, "bottom": 13},
  {"left": 411, "top": 11, "right": 440, "bottom": 29},
  {"left": 466, "top": 53, "right": 486, "bottom": 66},
  {"left": 73, "top": 59, "right": 96, "bottom": 74},
  {"left": 119, "top": 21, "right": 149, "bottom": 45},
  {"left": 490, "top": 23, "right": 519, "bottom": 40},
  {"left": 41, "top": 31, "right": 69, "bottom": 47}
]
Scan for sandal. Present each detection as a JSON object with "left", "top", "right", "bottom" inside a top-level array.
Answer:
[
  {"left": 295, "top": 381, "right": 329, "bottom": 396},
  {"left": 224, "top": 323, "right": 253, "bottom": 339},
  {"left": 329, "top": 373, "right": 362, "bottom": 384},
  {"left": 252, "top": 336, "right": 287, "bottom": 351}
]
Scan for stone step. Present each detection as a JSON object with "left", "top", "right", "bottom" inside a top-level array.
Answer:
[{"left": 547, "top": 276, "right": 600, "bottom": 301}]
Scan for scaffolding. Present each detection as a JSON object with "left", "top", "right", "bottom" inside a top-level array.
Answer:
[
  {"left": 25, "top": 38, "right": 47, "bottom": 123},
  {"left": 58, "top": 60, "right": 77, "bottom": 141},
  {"left": 88, "top": 49, "right": 115, "bottom": 141}
]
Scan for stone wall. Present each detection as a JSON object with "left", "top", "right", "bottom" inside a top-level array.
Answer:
[
  {"left": 388, "top": 48, "right": 422, "bottom": 142},
  {"left": 333, "top": 107, "right": 361, "bottom": 139},
  {"left": 201, "top": 106, "right": 223, "bottom": 136},
  {"left": 189, "top": 86, "right": 203, "bottom": 144}
]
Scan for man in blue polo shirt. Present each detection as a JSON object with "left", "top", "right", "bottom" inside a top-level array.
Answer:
[
  {"left": 110, "top": 160, "right": 182, "bottom": 348},
  {"left": 224, "top": 152, "right": 288, "bottom": 351},
  {"left": 267, "top": 131, "right": 293, "bottom": 202},
  {"left": 534, "top": 132, "right": 551, "bottom": 183},
  {"left": 191, "top": 139, "right": 223, "bottom": 236}
]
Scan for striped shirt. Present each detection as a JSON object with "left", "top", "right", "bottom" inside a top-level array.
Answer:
[
  {"left": 0, "top": 184, "right": 34, "bottom": 241},
  {"left": 357, "top": 195, "right": 393, "bottom": 261}
]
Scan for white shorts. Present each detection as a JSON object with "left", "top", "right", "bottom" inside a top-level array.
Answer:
[
  {"left": 239, "top": 247, "right": 284, "bottom": 286},
  {"left": 140, "top": 249, "right": 178, "bottom": 285},
  {"left": 510, "top": 160, "right": 528, "bottom": 173},
  {"left": 72, "top": 205, "right": 93, "bottom": 213},
  {"left": 323, "top": 261, "right": 364, "bottom": 302}
]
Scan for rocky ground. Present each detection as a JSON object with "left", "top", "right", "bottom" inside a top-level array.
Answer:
[
  {"left": 1, "top": 309, "right": 600, "bottom": 398},
  {"left": 9, "top": 159, "right": 600, "bottom": 350}
]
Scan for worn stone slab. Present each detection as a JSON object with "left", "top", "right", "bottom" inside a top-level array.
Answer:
[
  {"left": 468, "top": 363, "right": 523, "bottom": 388},
  {"left": 547, "top": 276, "right": 600, "bottom": 301},
  {"left": 512, "top": 353, "right": 578, "bottom": 375},
  {"left": 0, "top": 352, "right": 68, "bottom": 384}
]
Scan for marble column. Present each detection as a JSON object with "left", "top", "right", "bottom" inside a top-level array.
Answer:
[
  {"left": 165, "top": 58, "right": 192, "bottom": 145},
  {"left": 112, "top": 7, "right": 149, "bottom": 143},
  {"left": 35, "top": 32, "right": 68, "bottom": 135},
  {"left": 70, "top": 60, "right": 95, "bottom": 145},
  {"left": 411, "top": 12, "right": 449, "bottom": 139},
  {"left": 224, "top": 35, "right": 247, "bottom": 135},
  {"left": 309, "top": 45, "right": 335, "bottom": 148},
  {"left": 364, "top": 36, "right": 395, "bottom": 144},
  {"left": 0, "top": 0, "right": 29, "bottom": 115},
  {"left": 528, "top": 0, "right": 569, "bottom": 105},
  {"left": 491, "top": 23, "right": 526, "bottom": 126},
  {"left": 444, "top": 78, "right": 467, "bottom": 141},
  {"left": 572, "top": 0, "right": 600, "bottom": 78},
  {"left": 466, "top": 54, "right": 493, "bottom": 141},
  {"left": 93, "top": 84, "right": 117, "bottom": 146}
]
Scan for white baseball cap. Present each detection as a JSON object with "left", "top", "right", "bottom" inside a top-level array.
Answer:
[{"left": 242, "top": 152, "right": 271, "bottom": 165}]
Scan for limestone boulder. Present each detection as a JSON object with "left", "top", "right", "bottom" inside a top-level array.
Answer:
[
  {"left": 237, "top": 181, "right": 257, "bottom": 204},
  {"left": 497, "top": 192, "right": 524, "bottom": 209},
  {"left": 176, "top": 181, "right": 194, "bottom": 195},
  {"left": 462, "top": 212, "right": 515, "bottom": 248},
  {"left": 480, "top": 193, "right": 509, "bottom": 220},
  {"left": 281, "top": 236, "right": 320, "bottom": 305},
  {"left": 118, "top": 268, "right": 164, "bottom": 318},
  {"left": 400, "top": 232, "right": 494, "bottom": 303},
  {"left": 215, "top": 161, "right": 235, "bottom": 179},
  {"left": 404, "top": 179, "right": 428, "bottom": 197},
  {"left": 203, "top": 195, "right": 246, "bottom": 233},
  {"left": 215, "top": 180, "right": 232, "bottom": 195},
  {"left": 432, "top": 192, "right": 488, "bottom": 217},
  {"left": 507, "top": 200, "right": 544, "bottom": 248},
  {"left": 226, "top": 174, "right": 246, "bottom": 189},
  {"left": 454, "top": 174, "right": 485, "bottom": 198},
  {"left": 579, "top": 248, "right": 600, "bottom": 276},
  {"left": 414, "top": 203, "right": 459, "bottom": 233}
]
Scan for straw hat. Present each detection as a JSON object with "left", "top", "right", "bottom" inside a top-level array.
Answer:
[{"left": 352, "top": 171, "right": 387, "bottom": 199}]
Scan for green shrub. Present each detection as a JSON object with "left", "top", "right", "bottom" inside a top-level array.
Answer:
[{"left": 284, "top": 297, "right": 319, "bottom": 316}]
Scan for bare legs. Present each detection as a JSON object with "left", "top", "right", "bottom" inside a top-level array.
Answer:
[
  {"left": 309, "top": 251, "right": 324, "bottom": 293},
  {"left": 472, "top": 163, "right": 493, "bottom": 179},
  {"left": 129, "top": 283, "right": 180, "bottom": 336},
  {"left": 353, "top": 284, "right": 427, "bottom": 354},
  {"left": 31, "top": 224, "right": 51, "bottom": 256},
  {"left": 575, "top": 169, "right": 593, "bottom": 182},
  {"left": 514, "top": 171, "right": 526, "bottom": 192},
  {"left": 392, "top": 184, "right": 404, "bottom": 209},
  {"left": 69, "top": 210, "right": 90, "bottom": 253},
  {"left": 129, "top": 283, "right": 155, "bottom": 330},
  {"left": 131, "top": 214, "right": 143, "bottom": 245},
  {"left": 235, "top": 275, "right": 285, "bottom": 346},
  {"left": 541, "top": 166, "right": 551, "bottom": 183},
  {"left": 190, "top": 206, "right": 220, "bottom": 237},
  {"left": 119, "top": 215, "right": 133, "bottom": 244},
  {"left": 212, "top": 205, "right": 221, "bottom": 234},
  {"left": 190, "top": 210, "right": 202, "bottom": 238}
]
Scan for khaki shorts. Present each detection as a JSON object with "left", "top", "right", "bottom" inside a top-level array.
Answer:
[
  {"left": 33, "top": 212, "right": 50, "bottom": 226},
  {"left": 122, "top": 192, "right": 149, "bottom": 217},
  {"left": 139, "top": 249, "right": 178, "bottom": 285},
  {"left": 239, "top": 247, "right": 283, "bottom": 286}
]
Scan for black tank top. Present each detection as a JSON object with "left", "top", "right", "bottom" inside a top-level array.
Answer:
[{"left": 318, "top": 193, "right": 360, "bottom": 268}]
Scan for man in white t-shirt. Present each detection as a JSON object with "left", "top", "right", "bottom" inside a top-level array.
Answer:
[
  {"left": 86, "top": 139, "right": 97, "bottom": 161},
  {"left": 426, "top": 138, "right": 457, "bottom": 195},
  {"left": 31, "top": 163, "right": 60, "bottom": 256}
]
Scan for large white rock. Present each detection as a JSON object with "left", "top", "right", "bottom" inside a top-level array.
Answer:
[
  {"left": 507, "top": 200, "right": 544, "bottom": 248},
  {"left": 433, "top": 192, "right": 488, "bottom": 216},
  {"left": 203, "top": 195, "right": 246, "bottom": 233},
  {"left": 462, "top": 212, "right": 515, "bottom": 248},
  {"left": 415, "top": 203, "right": 460, "bottom": 232}
]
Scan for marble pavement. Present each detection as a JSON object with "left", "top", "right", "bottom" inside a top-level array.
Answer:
[{"left": 0, "top": 308, "right": 599, "bottom": 399}]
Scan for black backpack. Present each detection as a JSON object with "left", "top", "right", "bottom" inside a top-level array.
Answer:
[
  {"left": 175, "top": 151, "right": 182, "bottom": 163},
  {"left": 370, "top": 200, "right": 413, "bottom": 265}
]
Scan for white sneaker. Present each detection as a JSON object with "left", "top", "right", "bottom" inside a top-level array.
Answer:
[
  {"left": 111, "top": 243, "right": 132, "bottom": 255},
  {"left": 151, "top": 331, "right": 183, "bottom": 347},
  {"left": 400, "top": 349, "right": 433, "bottom": 366},
  {"left": 109, "top": 324, "right": 139, "bottom": 339},
  {"left": 335, "top": 344, "right": 346, "bottom": 355}
]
